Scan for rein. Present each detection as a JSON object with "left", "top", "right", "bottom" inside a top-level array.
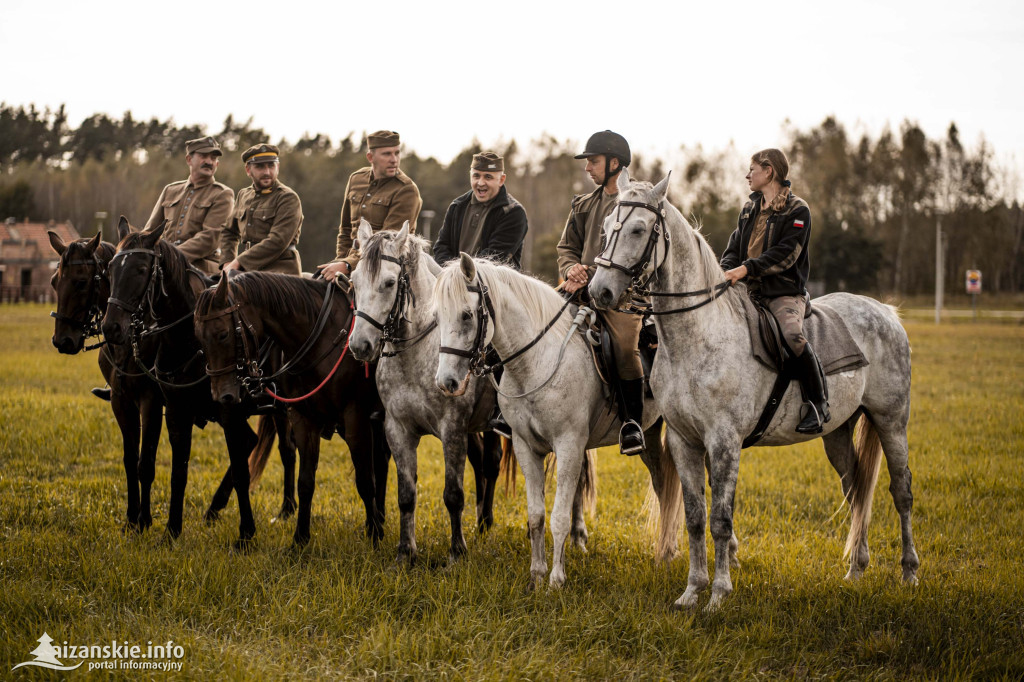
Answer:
[{"left": 597, "top": 198, "right": 731, "bottom": 316}]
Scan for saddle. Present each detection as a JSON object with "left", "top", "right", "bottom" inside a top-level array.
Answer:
[{"left": 741, "top": 294, "right": 869, "bottom": 448}]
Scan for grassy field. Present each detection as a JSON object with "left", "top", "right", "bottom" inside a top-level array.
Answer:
[{"left": 2, "top": 302, "right": 1023, "bottom": 679}]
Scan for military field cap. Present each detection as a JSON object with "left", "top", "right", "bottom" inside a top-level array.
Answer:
[
  {"left": 186, "top": 136, "right": 222, "bottom": 156},
  {"left": 242, "top": 143, "right": 280, "bottom": 164},
  {"left": 367, "top": 130, "right": 400, "bottom": 149},
  {"left": 471, "top": 151, "right": 504, "bottom": 173},
  {"left": 574, "top": 130, "right": 631, "bottom": 167}
]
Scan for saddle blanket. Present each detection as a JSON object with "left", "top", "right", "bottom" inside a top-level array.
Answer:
[{"left": 742, "top": 295, "right": 869, "bottom": 375}]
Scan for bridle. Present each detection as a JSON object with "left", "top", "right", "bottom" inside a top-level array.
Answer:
[
  {"left": 353, "top": 253, "right": 436, "bottom": 359},
  {"left": 595, "top": 198, "right": 730, "bottom": 315},
  {"left": 50, "top": 251, "right": 108, "bottom": 350}
]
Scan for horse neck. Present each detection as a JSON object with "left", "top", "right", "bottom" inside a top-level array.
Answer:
[
  {"left": 486, "top": 272, "right": 569, "bottom": 370},
  {"left": 255, "top": 282, "right": 337, "bottom": 353},
  {"left": 403, "top": 253, "right": 438, "bottom": 333}
]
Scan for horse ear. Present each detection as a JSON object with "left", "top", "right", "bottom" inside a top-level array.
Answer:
[
  {"left": 394, "top": 221, "right": 410, "bottom": 252},
  {"left": 142, "top": 221, "right": 165, "bottom": 248},
  {"left": 213, "top": 269, "right": 231, "bottom": 306},
  {"left": 47, "top": 230, "right": 67, "bottom": 256},
  {"left": 652, "top": 171, "right": 672, "bottom": 201},
  {"left": 116, "top": 216, "right": 131, "bottom": 242},
  {"left": 616, "top": 166, "right": 632, "bottom": 195},
  {"left": 86, "top": 230, "right": 102, "bottom": 253},
  {"left": 357, "top": 218, "right": 373, "bottom": 248},
  {"left": 459, "top": 252, "right": 476, "bottom": 281}
]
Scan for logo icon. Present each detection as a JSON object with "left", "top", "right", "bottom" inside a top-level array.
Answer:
[{"left": 11, "top": 633, "right": 83, "bottom": 671}]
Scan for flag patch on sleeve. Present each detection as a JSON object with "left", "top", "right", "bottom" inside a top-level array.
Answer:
[{"left": 794, "top": 220, "right": 805, "bottom": 228}]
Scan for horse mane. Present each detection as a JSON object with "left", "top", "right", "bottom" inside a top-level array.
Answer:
[
  {"left": 361, "top": 230, "right": 431, "bottom": 281},
  {"left": 219, "top": 272, "right": 328, "bottom": 323},
  {"left": 434, "top": 258, "right": 572, "bottom": 335},
  {"left": 118, "top": 231, "right": 195, "bottom": 298},
  {"left": 59, "top": 239, "right": 116, "bottom": 275}
]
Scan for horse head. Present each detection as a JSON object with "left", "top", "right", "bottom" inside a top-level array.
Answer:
[
  {"left": 589, "top": 168, "right": 672, "bottom": 310},
  {"left": 194, "top": 270, "right": 252, "bottom": 405},
  {"left": 102, "top": 217, "right": 166, "bottom": 347},
  {"left": 433, "top": 252, "right": 493, "bottom": 397},
  {"left": 350, "top": 218, "right": 416, "bottom": 362},
  {"left": 49, "top": 230, "right": 107, "bottom": 354}
]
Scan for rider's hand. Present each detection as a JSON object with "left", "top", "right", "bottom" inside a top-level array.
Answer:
[
  {"left": 563, "top": 278, "right": 585, "bottom": 294},
  {"left": 724, "top": 264, "right": 748, "bottom": 284},
  {"left": 318, "top": 261, "right": 350, "bottom": 282},
  {"left": 222, "top": 259, "right": 242, "bottom": 275}
]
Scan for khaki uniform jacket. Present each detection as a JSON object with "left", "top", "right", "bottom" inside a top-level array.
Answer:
[
  {"left": 556, "top": 187, "right": 612, "bottom": 282},
  {"left": 144, "top": 178, "right": 233, "bottom": 274},
  {"left": 334, "top": 167, "right": 422, "bottom": 270},
  {"left": 220, "top": 181, "right": 303, "bottom": 275}
]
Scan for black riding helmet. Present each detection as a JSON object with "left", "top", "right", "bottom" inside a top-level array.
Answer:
[{"left": 574, "top": 130, "right": 631, "bottom": 186}]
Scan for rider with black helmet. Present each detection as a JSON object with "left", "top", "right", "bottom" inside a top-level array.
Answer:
[{"left": 556, "top": 130, "right": 646, "bottom": 455}]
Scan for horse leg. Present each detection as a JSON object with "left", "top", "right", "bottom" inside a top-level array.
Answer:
[
  {"left": 548, "top": 436, "right": 586, "bottom": 588},
  {"left": 668, "top": 426, "right": 710, "bottom": 611},
  {"left": 440, "top": 430, "right": 469, "bottom": 563},
  {"left": 222, "top": 407, "right": 256, "bottom": 549},
  {"left": 872, "top": 415, "right": 920, "bottom": 584},
  {"left": 137, "top": 393, "right": 163, "bottom": 532},
  {"left": 704, "top": 439, "right": 741, "bottom": 611},
  {"left": 515, "top": 440, "right": 548, "bottom": 590},
  {"left": 466, "top": 433, "right": 488, "bottom": 532},
  {"left": 163, "top": 402, "right": 194, "bottom": 540},
  {"left": 205, "top": 420, "right": 257, "bottom": 523},
  {"left": 371, "top": 417, "right": 390, "bottom": 530},
  {"left": 274, "top": 411, "right": 297, "bottom": 521},
  {"left": 343, "top": 405, "right": 383, "bottom": 543},
  {"left": 387, "top": 420, "right": 419, "bottom": 565},
  {"left": 290, "top": 413, "right": 321, "bottom": 547},
  {"left": 822, "top": 415, "right": 868, "bottom": 578},
  {"left": 112, "top": 392, "right": 143, "bottom": 532},
  {"left": 570, "top": 450, "right": 594, "bottom": 552},
  {"left": 479, "top": 432, "right": 501, "bottom": 532}
]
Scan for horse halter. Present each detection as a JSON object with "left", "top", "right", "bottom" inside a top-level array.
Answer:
[
  {"left": 438, "top": 276, "right": 496, "bottom": 376},
  {"left": 354, "top": 254, "right": 412, "bottom": 344},
  {"left": 50, "top": 251, "right": 107, "bottom": 348},
  {"left": 106, "top": 247, "right": 166, "bottom": 335},
  {"left": 197, "top": 295, "right": 265, "bottom": 395},
  {"left": 594, "top": 199, "right": 670, "bottom": 291}
]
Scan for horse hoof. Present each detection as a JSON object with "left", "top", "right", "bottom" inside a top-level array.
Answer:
[
  {"left": 672, "top": 591, "right": 700, "bottom": 612},
  {"left": 903, "top": 571, "right": 919, "bottom": 586},
  {"left": 121, "top": 521, "right": 142, "bottom": 536},
  {"left": 203, "top": 508, "right": 220, "bottom": 525},
  {"left": 395, "top": 549, "right": 416, "bottom": 568},
  {"left": 844, "top": 569, "right": 864, "bottom": 581},
  {"left": 161, "top": 527, "right": 180, "bottom": 545},
  {"left": 272, "top": 505, "right": 295, "bottom": 523},
  {"left": 232, "top": 537, "right": 256, "bottom": 553},
  {"left": 292, "top": 533, "right": 310, "bottom": 548}
]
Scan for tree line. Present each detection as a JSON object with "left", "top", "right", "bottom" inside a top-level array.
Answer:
[{"left": 2, "top": 103, "right": 1021, "bottom": 295}]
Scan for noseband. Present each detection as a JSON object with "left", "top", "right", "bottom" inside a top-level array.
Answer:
[
  {"left": 50, "top": 252, "right": 107, "bottom": 349},
  {"left": 438, "top": 278, "right": 496, "bottom": 376}
]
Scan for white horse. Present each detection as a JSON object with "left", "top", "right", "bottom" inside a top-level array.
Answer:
[
  {"left": 348, "top": 221, "right": 597, "bottom": 564},
  {"left": 433, "top": 254, "right": 681, "bottom": 589},
  {"left": 589, "top": 169, "right": 919, "bottom": 610}
]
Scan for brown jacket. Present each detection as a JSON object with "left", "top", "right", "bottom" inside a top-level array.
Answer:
[
  {"left": 144, "top": 178, "right": 234, "bottom": 274},
  {"left": 556, "top": 187, "right": 617, "bottom": 282},
  {"left": 334, "top": 167, "right": 421, "bottom": 270},
  {"left": 220, "top": 181, "right": 303, "bottom": 275}
]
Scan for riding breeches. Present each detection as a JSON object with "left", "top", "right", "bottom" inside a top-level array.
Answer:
[
  {"left": 598, "top": 308, "right": 644, "bottom": 381},
  {"left": 767, "top": 295, "right": 807, "bottom": 357}
]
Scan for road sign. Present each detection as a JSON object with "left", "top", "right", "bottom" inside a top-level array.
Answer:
[{"left": 966, "top": 270, "right": 982, "bottom": 295}]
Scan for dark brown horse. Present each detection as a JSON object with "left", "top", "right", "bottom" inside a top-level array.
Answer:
[{"left": 195, "top": 270, "right": 390, "bottom": 546}]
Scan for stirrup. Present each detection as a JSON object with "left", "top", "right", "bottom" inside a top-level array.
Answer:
[
  {"left": 796, "top": 401, "right": 827, "bottom": 435},
  {"left": 619, "top": 419, "right": 645, "bottom": 456},
  {"left": 489, "top": 414, "right": 512, "bottom": 439}
]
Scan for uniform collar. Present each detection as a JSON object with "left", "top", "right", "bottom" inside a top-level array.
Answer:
[{"left": 252, "top": 180, "right": 280, "bottom": 195}]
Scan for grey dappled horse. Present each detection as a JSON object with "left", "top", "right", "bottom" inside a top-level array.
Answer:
[
  {"left": 348, "top": 221, "right": 596, "bottom": 564},
  {"left": 433, "top": 255, "right": 681, "bottom": 589},
  {"left": 589, "top": 168, "right": 919, "bottom": 611}
]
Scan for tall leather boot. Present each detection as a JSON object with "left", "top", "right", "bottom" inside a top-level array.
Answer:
[
  {"left": 795, "top": 342, "right": 831, "bottom": 434},
  {"left": 618, "top": 378, "right": 646, "bottom": 455},
  {"left": 487, "top": 362, "right": 511, "bottom": 438},
  {"left": 91, "top": 386, "right": 111, "bottom": 401}
]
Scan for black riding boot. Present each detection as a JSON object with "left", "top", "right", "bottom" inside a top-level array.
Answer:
[
  {"left": 488, "top": 405, "right": 511, "bottom": 439},
  {"left": 618, "top": 378, "right": 646, "bottom": 455},
  {"left": 795, "top": 342, "right": 831, "bottom": 434},
  {"left": 91, "top": 386, "right": 111, "bottom": 401}
]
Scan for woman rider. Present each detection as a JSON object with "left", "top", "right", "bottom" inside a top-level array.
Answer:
[{"left": 720, "top": 148, "right": 830, "bottom": 434}]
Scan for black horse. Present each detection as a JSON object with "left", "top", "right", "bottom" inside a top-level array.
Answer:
[{"left": 195, "top": 270, "right": 391, "bottom": 546}]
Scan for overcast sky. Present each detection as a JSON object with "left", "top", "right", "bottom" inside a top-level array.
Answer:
[{"left": 4, "top": 0, "right": 1022, "bottom": 192}]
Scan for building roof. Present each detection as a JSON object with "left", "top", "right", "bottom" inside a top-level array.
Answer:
[{"left": 0, "top": 220, "right": 81, "bottom": 256}]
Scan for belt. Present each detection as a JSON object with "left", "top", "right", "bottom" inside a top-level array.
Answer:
[{"left": 241, "top": 242, "right": 298, "bottom": 255}]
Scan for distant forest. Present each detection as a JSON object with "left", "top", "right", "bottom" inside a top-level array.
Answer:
[{"left": 1, "top": 103, "right": 1021, "bottom": 294}]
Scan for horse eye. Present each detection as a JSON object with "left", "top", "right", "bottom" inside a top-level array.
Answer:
[
  {"left": 461, "top": 311, "right": 472, "bottom": 322},
  {"left": 383, "top": 279, "right": 396, "bottom": 288},
  {"left": 632, "top": 228, "right": 645, "bottom": 236}
]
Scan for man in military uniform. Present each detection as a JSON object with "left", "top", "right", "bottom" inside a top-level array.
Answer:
[
  {"left": 432, "top": 151, "right": 528, "bottom": 269},
  {"left": 557, "top": 130, "right": 645, "bottom": 455},
  {"left": 319, "top": 130, "right": 422, "bottom": 281},
  {"left": 144, "top": 136, "right": 233, "bottom": 274},
  {"left": 220, "top": 144, "right": 303, "bottom": 276}
]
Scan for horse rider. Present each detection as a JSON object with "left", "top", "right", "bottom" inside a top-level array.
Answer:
[
  {"left": 720, "top": 148, "right": 830, "bottom": 434},
  {"left": 220, "top": 144, "right": 304, "bottom": 276},
  {"left": 432, "top": 151, "right": 530, "bottom": 437},
  {"left": 557, "top": 130, "right": 646, "bottom": 456},
  {"left": 143, "top": 136, "right": 234, "bottom": 275},
  {"left": 319, "top": 130, "right": 422, "bottom": 282}
]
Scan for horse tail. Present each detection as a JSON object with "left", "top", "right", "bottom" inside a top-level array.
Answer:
[
  {"left": 500, "top": 436, "right": 517, "bottom": 496},
  {"left": 248, "top": 415, "right": 277, "bottom": 490},
  {"left": 643, "top": 426, "right": 683, "bottom": 561},
  {"left": 844, "top": 412, "right": 884, "bottom": 559},
  {"left": 578, "top": 449, "right": 597, "bottom": 517}
]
